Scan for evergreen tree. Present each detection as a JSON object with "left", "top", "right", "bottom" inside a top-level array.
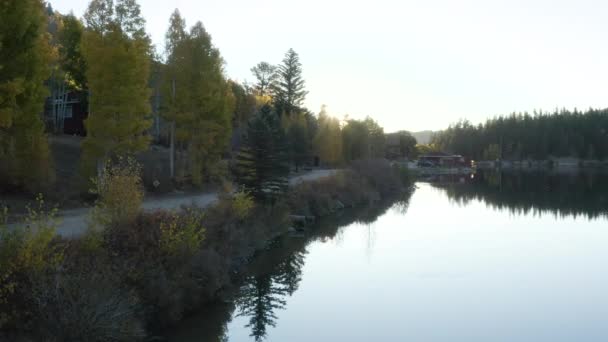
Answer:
[
  {"left": 0, "top": 0, "right": 55, "bottom": 191},
  {"left": 81, "top": 0, "right": 152, "bottom": 177},
  {"left": 432, "top": 109, "right": 608, "bottom": 161},
  {"left": 234, "top": 104, "right": 289, "bottom": 202},
  {"left": 250, "top": 61, "right": 276, "bottom": 97},
  {"left": 272, "top": 48, "right": 307, "bottom": 116}
]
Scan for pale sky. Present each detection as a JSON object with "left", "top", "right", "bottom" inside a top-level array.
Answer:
[{"left": 51, "top": 0, "right": 608, "bottom": 132}]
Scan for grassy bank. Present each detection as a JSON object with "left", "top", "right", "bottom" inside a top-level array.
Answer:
[{"left": 0, "top": 160, "right": 411, "bottom": 341}]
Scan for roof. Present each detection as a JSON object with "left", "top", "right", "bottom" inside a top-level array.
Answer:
[{"left": 420, "top": 152, "right": 463, "bottom": 158}]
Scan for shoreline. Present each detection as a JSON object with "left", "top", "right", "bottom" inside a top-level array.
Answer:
[{"left": 1, "top": 160, "right": 412, "bottom": 341}]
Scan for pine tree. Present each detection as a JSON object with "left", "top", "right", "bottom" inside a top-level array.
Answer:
[
  {"left": 0, "top": 0, "right": 55, "bottom": 191},
  {"left": 81, "top": 0, "right": 152, "bottom": 178},
  {"left": 234, "top": 104, "right": 289, "bottom": 202},
  {"left": 272, "top": 49, "right": 307, "bottom": 116}
]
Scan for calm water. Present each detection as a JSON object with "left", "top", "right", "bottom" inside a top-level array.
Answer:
[{"left": 171, "top": 170, "right": 608, "bottom": 342}]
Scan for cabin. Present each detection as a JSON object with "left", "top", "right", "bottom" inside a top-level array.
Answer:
[
  {"left": 44, "top": 90, "right": 88, "bottom": 136},
  {"left": 43, "top": 76, "right": 164, "bottom": 141},
  {"left": 418, "top": 152, "right": 466, "bottom": 167}
]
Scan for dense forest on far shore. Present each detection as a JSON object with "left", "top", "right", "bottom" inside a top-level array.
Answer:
[{"left": 431, "top": 109, "right": 608, "bottom": 161}]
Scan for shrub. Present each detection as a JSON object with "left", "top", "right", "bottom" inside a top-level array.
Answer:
[
  {"left": 232, "top": 189, "right": 255, "bottom": 220},
  {"left": 98, "top": 210, "right": 209, "bottom": 329},
  {"left": 160, "top": 210, "right": 205, "bottom": 259},
  {"left": 0, "top": 195, "right": 62, "bottom": 330},
  {"left": 31, "top": 270, "right": 145, "bottom": 342},
  {"left": 90, "top": 157, "right": 143, "bottom": 229},
  {"left": 351, "top": 159, "right": 403, "bottom": 196}
]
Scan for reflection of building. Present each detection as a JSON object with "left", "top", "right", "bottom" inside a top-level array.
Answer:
[{"left": 419, "top": 152, "right": 465, "bottom": 167}]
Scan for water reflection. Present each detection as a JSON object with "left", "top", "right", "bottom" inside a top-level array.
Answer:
[
  {"left": 429, "top": 170, "right": 608, "bottom": 219},
  {"left": 235, "top": 251, "right": 306, "bottom": 341},
  {"left": 232, "top": 201, "right": 403, "bottom": 341},
  {"left": 169, "top": 173, "right": 608, "bottom": 342},
  {"left": 169, "top": 198, "right": 408, "bottom": 342}
]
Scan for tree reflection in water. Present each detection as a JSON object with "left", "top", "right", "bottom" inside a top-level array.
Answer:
[
  {"left": 235, "top": 251, "right": 306, "bottom": 341},
  {"left": 429, "top": 170, "right": 608, "bottom": 219},
  {"left": 168, "top": 193, "right": 414, "bottom": 342},
  {"left": 232, "top": 198, "right": 407, "bottom": 341}
]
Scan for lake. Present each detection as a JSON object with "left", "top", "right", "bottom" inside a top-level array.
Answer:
[{"left": 170, "top": 170, "right": 608, "bottom": 342}]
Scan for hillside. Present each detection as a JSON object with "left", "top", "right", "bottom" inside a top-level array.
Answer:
[{"left": 411, "top": 130, "right": 436, "bottom": 145}]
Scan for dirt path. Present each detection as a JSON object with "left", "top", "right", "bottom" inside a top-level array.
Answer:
[{"left": 9, "top": 169, "right": 338, "bottom": 238}]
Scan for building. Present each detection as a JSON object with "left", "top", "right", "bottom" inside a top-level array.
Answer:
[
  {"left": 44, "top": 89, "right": 88, "bottom": 136},
  {"left": 418, "top": 152, "right": 466, "bottom": 167}
]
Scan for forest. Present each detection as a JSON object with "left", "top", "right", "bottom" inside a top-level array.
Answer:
[
  {"left": 431, "top": 109, "right": 608, "bottom": 161},
  {"left": 0, "top": 1, "right": 417, "bottom": 340},
  {"left": 0, "top": 0, "right": 412, "bottom": 198}
]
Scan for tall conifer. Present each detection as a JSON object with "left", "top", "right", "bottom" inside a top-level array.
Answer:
[{"left": 272, "top": 49, "right": 307, "bottom": 116}]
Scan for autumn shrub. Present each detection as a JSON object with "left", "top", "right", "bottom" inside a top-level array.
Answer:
[
  {"left": 96, "top": 209, "right": 211, "bottom": 329},
  {"left": 202, "top": 198, "right": 290, "bottom": 268},
  {"left": 0, "top": 195, "right": 63, "bottom": 331},
  {"left": 90, "top": 157, "right": 144, "bottom": 229},
  {"left": 30, "top": 270, "right": 145, "bottom": 342},
  {"left": 288, "top": 170, "right": 373, "bottom": 217},
  {"left": 160, "top": 210, "right": 205, "bottom": 259},
  {"left": 288, "top": 160, "right": 408, "bottom": 218},
  {"left": 350, "top": 158, "right": 404, "bottom": 196},
  {"left": 189, "top": 249, "right": 230, "bottom": 299},
  {"left": 232, "top": 189, "right": 255, "bottom": 220}
]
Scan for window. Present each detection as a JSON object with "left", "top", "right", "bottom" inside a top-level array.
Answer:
[{"left": 64, "top": 105, "right": 73, "bottom": 119}]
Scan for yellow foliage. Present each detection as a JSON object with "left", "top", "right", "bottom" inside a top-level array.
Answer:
[
  {"left": 255, "top": 94, "right": 272, "bottom": 107},
  {"left": 314, "top": 107, "right": 343, "bottom": 166},
  {"left": 160, "top": 210, "right": 205, "bottom": 258},
  {"left": 90, "top": 157, "right": 144, "bottom": 229},
  {"left": 0, "top": 195, "right": 62, "bottom": 328},
  {"left": 0, "top": 0, "right": 55, "bottom": 191},
  {"left": 81, "top": 24, "right": 152, "bottom": 179},
  {"left": 232, "top": 189, "right": 255, "bottom": 220}
]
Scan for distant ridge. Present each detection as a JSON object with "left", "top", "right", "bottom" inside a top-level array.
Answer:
[{"left": 411, "top": 130, "right": 435, "bottom": 145}]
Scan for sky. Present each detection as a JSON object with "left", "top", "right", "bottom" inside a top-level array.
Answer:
[{"left": 51, "top": 0, "right": 608, "bottom": 132}]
